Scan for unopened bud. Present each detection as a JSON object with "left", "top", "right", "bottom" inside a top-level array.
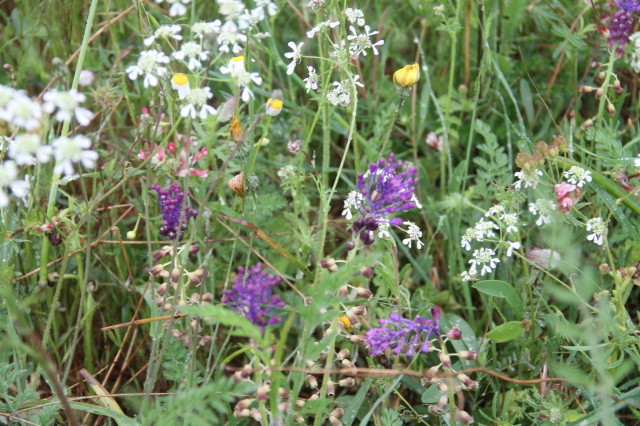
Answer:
[
  {"left": 346, "top": 241, "right": 355, "bottom": 251},
  {"left": 594, "top": 88, "right": 603, "bottom": 99},
  {"left": 305, "top": 359, "right": 315, "bottom": 368},
  {"left": 321, "top": 258, "right": 338, "bottom": 272},
  {"left": 338, "top": 285, "right": 349, "bottom": 297},
  {"left": 304, "top": 296, "right": 313, "bottom": 306},
  {"left": 607, "top": 102, "right": 616, "bottom": 116},
  {"left": 201, "top": 292, "right": 213, "bottom": 302},
  {"left": 126, "top": 230, "right": 136, "bottom": 240},
  {"left": 189, "top": 244, "right": 200, "bottom": 255},
  {"left": 293, "top": 414, "right": 306, "bottom": 424},
  {"left": 341, "top": 358, "right": 354, "bottom": 368},
  {"left": 437, "top": 394, "right": 448, "bottom": 411},
  {"left": 355, "top": 287, "right": 373, "bottom": 299},
  {"left": 295, "top": 399, "right": 305, "bottom": 408},
  {"left": 187, "top": 272, "right": 201, "bottom": 286},
  {"left": 350, "top": 335, "right": 366, "bottom": 345},
  {"left": 330, "top": 407, "right": 344, "bottom": 418},
  {"left": 455, "top": 410, "right": 474, "bottom": 425},
  {"left": 599, "top": 263, "right": 612, "bottom": 275},
  {"left": 257, "top": 384, "right": 270, "bottom": 401},
  {"left": 338, "top": 377, "right": 355, "bottom": 387},
  {"left": 170, "top": 268, "right": 181, "bottom": 283},
  {"left": 360, "top": 266, "right": 374, "bottom": 279},
  {"left": 306, "top": 374, "right": 318, "bottom": 389},
  {"left": 597, "top": 71, "right": 605, "bottom": 81},
  {"left": 446, "top": 326, "right": 462, "bottom": 340},
  {"left": 349, "top": 305, "right": 367, "bottom": 316},
  {"left": 278, "top": 387, "right": 290, "bottom": 398},
  {"left": 581, "top": 118, "right": 593, "bottom": 129},
  {"left": 336, "top": 348, "right": 350, "bottom": 360},
  {"left": 156, "top": 282, "right": 168, "bottom": 296},
  {"left": 438, "top": 352, "right": 451, "bottom": 369},
  {"left": 437, "top": 381, "right": 448, "bottom": 393},
  {"left": 579, "top": 85, "right": 594, "bottom": 93},
  {"left": 150, "top": 264, "right": 169, "bottom": 278},
  {"left": 249, "top": 408, "right": 261, "bottom": 421},
  {"left": 614, "top": 80, "right": 623, "bottom": 94},
  {"left": 288, "top": 139, "right": 302, "bottom": 154},
  {"left": 329, "top": 416, "right": 342, "bottom": 426},
  {"left": 458, "top": 350, "right": 477, "bottom": 361}
]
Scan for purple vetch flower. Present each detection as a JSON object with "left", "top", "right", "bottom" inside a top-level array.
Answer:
[
  {"left": 365, "top": 310, "right": 440, "bottom": 358},
  {"left": 150, "top": 182, "right": 197, "bottom": 239},
  {"left": 608, "top": 9, "right": 633, "bottom": 55},
  {"left": 222, "top": 263, "right": 285, "bottom": 329},
  {"left": 616, "top": 0, "right": 640, "bottom": 12},
  {"left": 343, "top": 153, "right": 419, "bottom": 245}
]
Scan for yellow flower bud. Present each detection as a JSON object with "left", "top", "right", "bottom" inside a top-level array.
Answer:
[{"left": 393, "top": 63, "right": 420, "bottom": 88}]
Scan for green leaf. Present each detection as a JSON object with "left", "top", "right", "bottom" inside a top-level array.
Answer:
[
  {"left": 69, "top": 402, "right": 139, "bottom": 426},
  {"left": 473, "top": 280, "right": 524, "bottom": 315},
  {"left": 486, "top": 321, "right": 524, "bottom": 343},
  {"left": 178, "top": 304, "right": 262, "bottom": 341}
]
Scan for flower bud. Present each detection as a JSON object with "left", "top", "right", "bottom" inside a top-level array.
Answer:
[
  {"left": 189, "top": 244, "right": 200, "bottom": 255},
  {"left": 305, "top": 359, "right": 316, "bottom": 368},
  {"left": 171, "top": 268, "right": 181, "bottom": 283},
  {"left": 304, "top": 296, "right": 313, "bottom": 306},
  {"left": 126, "top": 230, "right": 136, "bottom": 240},
  {"left": 156, "top": 282, "right": 168, "bottom": 296},
  {"left": 288, "top": 139, "right": 302, "bottom": 154},
  {"left": 355, "top": 287, "right": 373, "bottom": 299},
  {"left": 230, "top": 115, "right": 243, "bottom": 143},
  {"left": 187, "top": 272, "right": 201, "bottom": 286},
  {"left": 393, "top": 63, "right": 420, "bottom": 88},
  {"left": 614, "top": 79, "right": 623, "bottom": 94},
  {"left": 438, "top": 352, "right": 451, "bottom": 369},
  {"left": 329, "top": 416, "right": 342, "bottom": 426},
  {"left": 458, "top": 350, "right": 477, "bottom": 361},
  {"left": 597, "top": 71, "right": 605, "bottom": 81},
  {"left": 321, "top": 258, "right": 338, "bottom": 272},
  {"left": 360, "top": 266, "right": 374, "bottom": 279},
  {"left": 306, "top": 374, "right": 318, "bottom": 389},
  {"left": 341, "top": 358, "right": 354, "bottom": 368},
  {"left": 227, "top": 172, "right": 246, "bottom": 197},
  {"left": 594, "top": 88, "right": 603, "bottom": 99},
  {"left": 346, "top": 241, "right": 355, "bottom": 251},
  {"left": 350, "top": 334, "right": 367, "bottom": 345},
  {"left": 338, "top": 285, "right": 349, "bottom": 297},
  {"left": 446, "top": 326, "right": 462, "bottom": 340},
  {"left": 150, "top": 264, "right": 169, "bottom": 278},
  {"left": 455, "top": 409, "right": 474, "bottom": 425},
  {"left": 436, "top": 394, "right": 448, "bottom": 411},
  {"left": 579, "top": 85, "right": 594, "bottom": 93},
  {"left": 330, "top": 407, "right": 344, "bottom": 419},
  {"left": 349, "top": 305, "right": 367, "bottom": 316},
  {"left": 336, "top": 348, "right": 350, "bottom": 360},
  {"left": 607, "top": 102, "right": 616, "bottom": 116},
  {"left": 338, "top": 377, "right": 355, "bottom": 387},
  {"left": 599, "top": 263, "right": 612, "bottom": 275},
  {"left": 581, "top": 118, "right": 593, "bottom": 129},
  {"left": 257, "top": 384, "right": 270, "bottom": 401}
]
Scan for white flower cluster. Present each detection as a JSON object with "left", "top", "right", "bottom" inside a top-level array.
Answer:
[
  {"left": 513, "top": 168, "right": 542, "bottom": 190},
  {"left": 0, "top": 85, "right": 98, "bottom": 207},
  {"left": 528, "top": 199, "right": 556, "bottom": 226},
  {"left": 459, "top": 206, "right": 523, "bottom": 282},
  {"left": 563, "top": 166, "right": 592, "bottom": 188},
  {"left": 586, "top": 217, "right": 607, "bottom": 246},
  {"left": 326, "top": 76, "right": 364, "bottom": 107},
  {"left": 629, "top": 32, "right": 640, "bottom": 73}
]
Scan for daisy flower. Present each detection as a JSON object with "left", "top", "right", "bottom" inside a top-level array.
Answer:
[
  {"left": 171, "top": 74, "right": 191, "bottom": 100},
  {"left": 220, "top": 56, "right": 262, "bottom": 102}
]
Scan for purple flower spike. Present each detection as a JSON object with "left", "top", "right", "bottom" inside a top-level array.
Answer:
[
  {"left": 365, "top": 312, "right": 440, "bottom": 358},
  {"left": 616, "top": 0, "right": 640, "bottom": 12},
  {"left": 150, "top": 182, "right": 197, "bottom": 240},
  {"left": 342, "top": 153, "right": 419, "bottom": 246},
  {"left": 222, "top": 263, "right": 285, "bottom": 329},
  {"left": 608, "top": 9, "right": 633, "bottom": 54}
]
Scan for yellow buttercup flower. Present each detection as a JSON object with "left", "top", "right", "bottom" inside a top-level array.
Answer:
[
  {"left": 393, "top": 63, "right": 420, "bottom": 88},
  {"left": 265, "top": 98, "right": 283, "bottom": 116}
]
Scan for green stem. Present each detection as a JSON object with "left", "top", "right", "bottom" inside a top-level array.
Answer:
[{"left": 596, "top": 49, "right": 617, "bottom": 126}]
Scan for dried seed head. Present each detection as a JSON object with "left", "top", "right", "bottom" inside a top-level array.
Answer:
[
  {"left": 227, "top": 172, "right": 246, "bottom": 197},
  {"left": 230, "top": 115, "right": 243, "bottom": 143}
]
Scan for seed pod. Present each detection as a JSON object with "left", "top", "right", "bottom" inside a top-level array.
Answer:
[
  {"left": 338, "top": 377, "right": 355, "bottom": 387},
  {"left": 327, "top": 380, "right": 335, "bottom": 397},
  {"left": 306, "top": 374, "right": 318, "bottom": 389}
]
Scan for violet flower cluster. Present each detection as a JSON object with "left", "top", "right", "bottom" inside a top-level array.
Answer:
[
  {"left": 150, "top": 182, "right": 197, "bottom": 239},
  {"left": 609, "top": 1, "right": 640, "bottom": 55},
  {"left": 222, "top": 263, "right": 285, "bottom": 329},
  {"left": 365, "top": 311, "right": 440, "bottom": 358},
  {"left": 343, "top": 153, "right": 419, "bottom": 246}
]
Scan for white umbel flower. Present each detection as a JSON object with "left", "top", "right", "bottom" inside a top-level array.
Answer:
[
  {"left": 191, "top": 20, "right": 221, "bottom": 39},
  {"left": 0, "top": 85, "right": 17, "bottom": 121},
  {"left": 126, "top": 50, "right": 170, "bottom": 88},
  {"left": 303, "top": 66, "right": 319, "bottom": 92},
  {"left": 505, "top": 241, "right": 521, "bottom": 257},
  {"left": 172, "top": 41, "right": 209, "bottom": 70},
  {"left": 284, "top": 41, "right": 303, "bottom": 75},
  {"left": 342, "top": 190, "right": 363, "bottom": 220},
  {"left": 586, "top": 217, "right": 607, "bottom": 246},
  {"left": 7, "top": 94, "right": 42, "bottom": 130},
  {"left": 43, "top": 89, "right": 93, "bottom": 126},
  {"left": 166, "top": 0, "right": 191, "bottom": 16},
  {"left": 180, "top": 87, "right": 217, "bottom": 119},
  {"left": 402, "top": 221, "right": 424, "bottom": 249},
  {"left": 345, "top": 8, "right": 365, "bottom": 26},
  {"left": 9, "top": 134, "right": 51, "bottom": 165},
  {"left": 468, "top": 248, "right": 500, "bottom": 276},
  {"left": 513, "top": 169, "right": 543, "bottom": 190},
  {"left": 347, "top": 25, "right": 384, "bottom": 57},
  {"left": 143, "top": 24, "right": 182, "bottom": 47},
  {"left": 563, "top": 166, "right": 592, "bottom": 188},
  {"left": 528, "top": 199, "right": 556, "bottom": 226},
  {"left": 0, "top": 160, "right": 29, "bottom": 207},
  {"left": 52, "top": 135, "right": 98, "bottom": 176},
  {"left": 217, "top": 21, "right": 247, "bottom": 54},
  {"left": 217, "top": 0, "right": 245, "bottom": 19}
]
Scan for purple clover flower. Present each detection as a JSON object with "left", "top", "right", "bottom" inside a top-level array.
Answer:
[
  {"left": 150, "top": 182, "right": 197, "bottom": 239},
  {"left": 222, "top": 263, "right": 285, "bottom": 329},
  {"left": 616, "top": 0, "right": 640, "bottom": 12},
  {"left": 365, "top": 310, "right": 440, "bottom": 358},
  {"left": 346, "top": 153, "right": 418, "bottom": 245}
]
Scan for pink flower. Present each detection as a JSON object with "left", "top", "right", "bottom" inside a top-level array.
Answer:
[
  {"left": 555, "top": 182, "right": 580, "bottom": 213},
  {"left": 137, "top": 134, "right": 208, "bottom": 178},
  {"left": 426, "top": 132, "right": 443, "bottom": 151}
]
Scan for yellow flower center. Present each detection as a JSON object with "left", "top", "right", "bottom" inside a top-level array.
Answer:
[
  {"left": 171, "top": 73, "right": 189, "bottom": 86},
  {"left": 337, "top": 315, "right": 352, "bottom": 331},
  {"left": 231, "top": 55, "right": 245, "bottom": 63},
  {"left": 268, "top": 98, "right": 283, "bottom": 110}
]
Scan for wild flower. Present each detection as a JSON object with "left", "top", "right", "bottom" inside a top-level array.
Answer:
[
  {"left": 265, "top": 98, "right": 283, "bottom": 116},
  {"left": 138, "top": 135, "right": 209, "bottom": 178},
  {"left": 555, "top": 182, "right": 580, "bottom": 213},
  {"left": 164, "top": 0, "right": 191, "bottom": 17},
  {"left": 528, "top": 199, "right": 556, "bottom": 225},
  {"left": 563, "top": 166, "right": 592, "bottom": 188},
  {"left": 8, "top": 134, "right": 51, "bottom": 165},
  {"left": 0, "top": 161, "right": 29, "bottom": 207},
  {"left": 347, "top": 25, "right": 384, "bottom": 57},
  {"left": 505, "top": 241, "right": 521, "bottom": 257},
  {"left": 78, "top": 70, "right": 95, "bottom": 86},
  {"left": 217, "top": 0, "right": 245, "bottom": 19},
  {"left": 171, "top": 73, "right": 190, "bottom": 100},
  {"left": 254, "top": 0, "right": 278, "bottom": 18},
  {"left": 345, "top": 8, "right": 365, "bottom": 26},
  {"left": 501, "top": 213, "right": 520, "bottom": 233},
  {"left": 629, "top": 32, "right": 640, "bottom": 72},
  {"left": 513, "top": 168, "right": 542, "bottom": 190},
  {"left": 525, "top": 247, "right": 561, "bottom": 269},
  {"left": 616, "top": 0, "right": 640, "bottom": 13},
  {"left": 307, "top": 0, "right": 326, "bottom": 11},
  {"left": 303, "top": 66, "right": 319, "bottom": 92},
  {"left": 306, "top": 20, "right": 339, "bottom": 38},
  {"left": 220, "top": 56, "right": 262, "bottom": 102},
  {"left": 344, "top": 153, "right": 419, "bottom": 246},
  {"left": 393, "top": 63, "right": 420, "bottom": 88},
  {"left": 180, "top": 87, "right": 217, "bottom": 119},
  {"left": 172, "top": 41, "right": 209, "bottom": 70},
  {"left": 6, "top": 94, "right": 42, "bottom": 130},
  {"left": 586, "top": 217, "right": 607, "bottom": 246},
  {"left": 217, "top": 21, "right": 247, "bottom": 53},
  {"left": 402, "top": 221, "right": 424, "bottom": 249},
  {"left": 126, "top": 49, "right": 170, "bottom": 88},
  {"left": 326, "top": 76, "right": 363, "bottom": 107},
  {"left": 52, "top": 135, "right": 99, "bottom": 176},
  {"left": 42, "top": 89, "right": 93, "bottom": 126},
  {"left": 468, "top": 248, "right": 500, "bottom": 276},
  {"left": 191, "top": 20, "right": 222, "bottom": 39},
  {"left": 608, "top": 8, "right": 633, "bottom": 55},
  {"left": 365, "top": 312, "right": 440, "bottom": 358},
  {"left": 426, "top": 132, "right": 443, "bottom": 151},
  {"left": 0, "top": 85, "right": 17, "bottom": 119},
  {"left": 284, "top": 41, "right": 303, "bottom": 75},
  {"left": 150, "top": 182, "right": 197, "bottom": 239},
  {"left": 474, "top": 218, "right": 499, "bottom": 240},
  {"left": 143, "top": 24, "right": 182, "bottom": 47},
  {"left": 221, "top": 263, "right": 285, "bottom": 328}
]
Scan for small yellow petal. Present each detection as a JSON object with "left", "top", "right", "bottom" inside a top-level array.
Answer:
[{"left": 393, "top": 63, "right": 420, "bottom": 88}]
